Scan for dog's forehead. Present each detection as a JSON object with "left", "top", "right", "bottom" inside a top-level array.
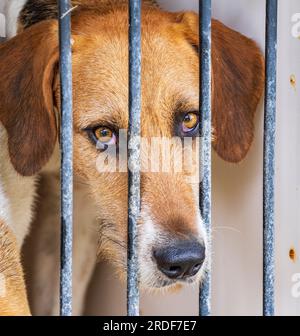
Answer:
[{"left": 71, "top": 10, "right": 199, "bottom": 131}]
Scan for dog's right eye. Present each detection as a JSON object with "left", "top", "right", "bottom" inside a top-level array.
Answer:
[
  {"left": 182, "top": 112, "right": 199, "bottom": 132},
  {"left": 179, "top": 112, "right": 199, "bottom": 137},
  {"left": 85, "top": 126, "right": 117, "bottom": 150}
]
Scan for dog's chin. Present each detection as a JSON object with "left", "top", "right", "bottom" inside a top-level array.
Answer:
[{"left": 143, "top": 281, "right": 184, "bottom": 294}]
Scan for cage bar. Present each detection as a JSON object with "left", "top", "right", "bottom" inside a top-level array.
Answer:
[
  {"left": 263, "top": 0, "right": 278, "bottom": 317},
  {"left": 127, "top": 0, "right": 142, "bottom": 317},
  {"left": 199, "top": 0, "right": 212, "bottom": 317},
  {"left": 58, "top": 0, "right": 73, "bottom": 317}
]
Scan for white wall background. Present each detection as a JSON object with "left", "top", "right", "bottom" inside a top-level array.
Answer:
[
  {"left": 84, "top": 0, "right": 300, "bottom": 316},
  {"left": 276, "top": 0, "right": 300, "bottom": 316}
]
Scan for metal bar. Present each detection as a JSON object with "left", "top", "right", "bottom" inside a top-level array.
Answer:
[
  {"left": 263, "top": 0, "right": 278, "bottom": 317},
  {"left": 199, "top": 0, "right": 212, "bottom": 317},
  {"left": 58, "top": 0, "right": 73, "bottom": 317},
  {"left": 127, "top": 0, "right": 142, "bottom": 317}
]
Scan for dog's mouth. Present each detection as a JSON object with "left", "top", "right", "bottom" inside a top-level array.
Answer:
[
  {"left": 98, "top": 239, "right": 207, "bottom": 290},
  {"left": 138, "top": 262, "right": 207, "bottom": 291},
  {"left": 148, "top": 271, "right": 204, "bottom": 289},
  {"left": 98, "top": 216, "right": 208, "bottom": 290}
]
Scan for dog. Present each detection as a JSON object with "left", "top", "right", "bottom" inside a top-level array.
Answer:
[{"left": 0, "top": 0, "right": 264, "bottom": 315}]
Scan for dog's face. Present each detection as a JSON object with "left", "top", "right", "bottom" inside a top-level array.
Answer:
[{"left": 0, "top": 6, "right": 264, "bottom": 290}]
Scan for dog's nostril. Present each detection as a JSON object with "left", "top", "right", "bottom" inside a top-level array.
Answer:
[
  {"left": 191, "top": 263, "right": 202, "bottom": 276},
  {"left": 169, "top": 266, "right": 181, "bottom": 272},
  {"left": 153, "top": 241, "right": 205, "bottom": 280},
  {"left": 164, "top": 265, "right": 183, "bottom": 278}
]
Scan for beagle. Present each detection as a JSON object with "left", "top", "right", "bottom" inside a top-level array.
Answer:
[{"left": 0, "top": 0, "right": 264, "bottom": 315}]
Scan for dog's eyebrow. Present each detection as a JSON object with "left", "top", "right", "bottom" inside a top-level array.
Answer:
[
  {"left": 79, "top": 118, "right": 122, "bottom": 132},
  {"left": 173, "top": 97, "right": 199, "bottom": 114},
  {"left": 75, "top": 106, "right": 128, "bottom": 131},
  {"left": 75, "top": 109, "right": 126, "bottom": 131}
]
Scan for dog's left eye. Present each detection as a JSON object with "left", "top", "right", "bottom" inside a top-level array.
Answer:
[
  {"left": 94, "top": 126, "right": 117, "bottom": 145},
  {"left": 94, "top": 127, "right": 114, "bottom": 142},
  {"left": 181, "top": 112, "right": 199, "bottom": 134}
]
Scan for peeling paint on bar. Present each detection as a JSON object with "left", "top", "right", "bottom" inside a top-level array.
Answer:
[
  {"left": 127, "top": 0, "right": 141, "bottom": 317},
  {"left": 59, "top": 0, "right": 73, "bottom": 317},
  {"left": 199, "top": 0, "right": 212, "bottom": 317},
  {"left": 263, "top": 0, "right": 278, "bottom": 317}
]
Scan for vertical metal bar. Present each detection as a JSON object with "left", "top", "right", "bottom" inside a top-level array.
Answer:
[
  {"left": 263, "top": 0, "right": 278, "bottom": 317},
  {"left": 127, "top": 0, "right": 141, "bottom": 317},
  {"left": 199, "top": 0, "right": 212, "bottom": 317},
  {"left": 58, "top": 0, "right": 73, "bottom": 317}
]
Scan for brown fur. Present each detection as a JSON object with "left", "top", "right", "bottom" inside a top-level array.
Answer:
[
  {"left": 0, "top": 21, "right": 59, "bottom": 176},
  {"left": 0, "top": 220, "right": 30, "bottom": 316},
  {"left": 0, "top": 4, "right": 264, "bottom": 178},
  {"left": 176, "top": 12, "right": 265, "bottom": 162},
  {"left": 0, "top": 2, "right": 264, "bottom": 313}
]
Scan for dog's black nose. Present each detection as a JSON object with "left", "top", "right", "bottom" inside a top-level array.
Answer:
[{"left": 153, "top": 241, "right": 205, "bottom": 279}]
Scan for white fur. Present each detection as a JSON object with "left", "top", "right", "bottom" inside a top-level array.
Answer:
[
  {"left": 138, "top": 207, "right": 160, "bottom": 289},
  {"left": 138, "top": 197, "right": 208, "bottom": 290},
  {"left": 0, "top": 123, "right": 36, "bottom": 245}
]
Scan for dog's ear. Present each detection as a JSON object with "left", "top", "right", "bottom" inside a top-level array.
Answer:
[
  {"left": 175, "top": 12, "right": 265, "bottom": 162},
  {"left": 0, "top": 20, "right": 59, "bottom": 176}
]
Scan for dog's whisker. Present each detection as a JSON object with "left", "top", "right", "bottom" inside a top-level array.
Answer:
[
  {"left": 100, "top": 233, "right": 127, "bottom": 250},
  {"left": 212, "top": 226, "right": 242, "bottom": 234}
]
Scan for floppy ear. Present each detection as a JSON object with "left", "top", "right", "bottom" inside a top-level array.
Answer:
[
  {"left": 176, "top": 12, "right": 265, "bottom": 162},
  {"left": 0, "top": 20, "right": 59, "bottom": 176}
]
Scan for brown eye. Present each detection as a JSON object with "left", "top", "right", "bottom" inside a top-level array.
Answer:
[
  {"left": 94, "top": 127, "right": 116, "bottom": 145},
  {"left": 182, "top": 112, "right": 199, "bottom": 133}
]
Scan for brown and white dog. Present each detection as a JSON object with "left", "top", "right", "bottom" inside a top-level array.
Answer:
[{"left": 0, "top": 0, "right": 264, "bottom": 315}]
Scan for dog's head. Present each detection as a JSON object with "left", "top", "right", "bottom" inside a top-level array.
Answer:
[{"left": 0, "top": 5, "right": 264, "bottom": 290}]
